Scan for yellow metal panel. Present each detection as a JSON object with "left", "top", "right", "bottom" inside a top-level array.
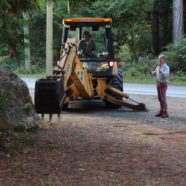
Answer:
[
  {"left": 70, "top": 66, "right": 93, "bottom": 98},
  {"left": 88, "top": 74, "right": 93, "bottom": 95},
  {"left": 57, "top": 38, "right": 76, "bottom": 70},
  {"left": 83, "top": 68, "right": 93, "bottom": 97},
  {"left": 63, "top": 45, "right": 77, "bottom": 89},
  {"left": 96, "top": 78, "right": 107, "bottom": 97},
  {"left": 75, "top": 55, "right": 82, "bottom": 68},
  {"left": 69, "top": 83, "right": 81, "bottom": 98}
]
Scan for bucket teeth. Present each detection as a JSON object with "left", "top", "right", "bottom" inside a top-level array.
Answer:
[{"left": 49, "top": 114, "right": 53, "bottom": 121}]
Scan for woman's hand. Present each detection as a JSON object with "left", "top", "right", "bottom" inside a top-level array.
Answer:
[{"left": 147, "top": 66, "right": 152, "bottom": 74}]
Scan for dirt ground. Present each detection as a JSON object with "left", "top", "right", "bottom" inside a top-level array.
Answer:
[{"left": 0, "top": 94, "right": 186, "bottom": 186}]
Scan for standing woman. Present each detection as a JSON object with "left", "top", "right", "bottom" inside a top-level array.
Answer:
[{"left": 147, "top": 54, "right": 170, "bottom": 118}]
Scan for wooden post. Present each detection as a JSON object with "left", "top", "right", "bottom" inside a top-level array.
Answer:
[{"left": 46, "top": 0, "right": 53, "bottom": 74}]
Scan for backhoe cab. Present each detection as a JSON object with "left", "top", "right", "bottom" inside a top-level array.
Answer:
[
  {"left": 34, "top": 17, "right": 146, "bottom": 116},
  {"left": 61, "top": 18, "right": 116, "bottom": 77}
]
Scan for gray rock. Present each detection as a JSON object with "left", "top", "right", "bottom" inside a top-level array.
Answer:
[{"left": 0, "top": 69, "right": 39, "bottom": 129}]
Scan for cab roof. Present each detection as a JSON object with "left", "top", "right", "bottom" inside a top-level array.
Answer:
[{"left": 63, "top": 17, "right": 112, "bottom": 27}]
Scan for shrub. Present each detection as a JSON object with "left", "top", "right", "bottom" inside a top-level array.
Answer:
[
  {"left": 0, "top": 57, "right": 19, "bottom": 71},
  {"left": 118, "top": 44, "right": 131, "bottom": 63},
  {"left": 165, "top": 38, "right": 186, "bottom": 72}
]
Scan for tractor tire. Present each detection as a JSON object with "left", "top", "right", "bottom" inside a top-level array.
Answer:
[{"left": 104, "top": 68, "right": 124, "bottom": 108}]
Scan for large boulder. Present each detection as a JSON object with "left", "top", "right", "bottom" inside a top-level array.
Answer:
[{"left": 0, "top": 69, "right": 39, "bottom": 130}]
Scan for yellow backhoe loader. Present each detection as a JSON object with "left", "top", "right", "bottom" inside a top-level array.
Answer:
[{"left": 34, "top": 18, "right": 147, "bottom": 115}]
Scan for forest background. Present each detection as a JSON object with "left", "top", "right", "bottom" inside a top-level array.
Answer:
[{"left": 0, "top": 0, "right": 186, "bottom": 85}]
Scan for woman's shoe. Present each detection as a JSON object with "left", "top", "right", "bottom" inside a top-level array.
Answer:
[
  {"left": 155, "top": 111, "right": 162, "bottom": 117},
  {"left": 161, "top": 112, "right": 169, "bottom": 118}
]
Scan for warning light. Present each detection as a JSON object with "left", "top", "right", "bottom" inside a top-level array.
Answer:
[{"left": 109, "top": 61, "right": 114, "bottom": 67}]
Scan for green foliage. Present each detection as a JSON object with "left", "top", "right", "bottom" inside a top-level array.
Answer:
[
  {"left": 123, "top": 53, "right": 186, "bottom": 85},
  {"left": 0, "top": 0, "right": 39, "bottom": 46},
  {"left": 89, "top": 0, "right": 153, "bottom": 61},
  {"left": 133, "top": 24, "right": 152, "bottom": 56},
  {"left": 124, "top": 61, "right": 148, "bottom": 79},
  {"left": 0, "top": 0, "right": 41, "bottom": 76},
  {"left": 164, "top": 38, "right": 186, "bottom": 72},
  {"left": 29, "top": 0, "right": 68, "bottom": 64},
  {"left": 124, "top": 22, "right": 152, "bottom": 62},
  {"left": 169, "top": 72, "right": 186, "bottom": 85},
  {"left": 0, "top": 0, "right": 185, "bottom": 74},
  {"left": 118, "top": 44, "right": 131, "bottom": 62},
  {"left": 0, "top": 57, "right": 19, "bottom": 71},
  {"left": 27, "top": 124, "right": 44, "bottom": 132}
]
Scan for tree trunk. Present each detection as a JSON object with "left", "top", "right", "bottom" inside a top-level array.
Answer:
[
  {"left": 173, "top": 0, "right": 183, "bottom": 43},
  {"left": 151, "top": 0, "right": 160, "bottom": 56},
  {"left": 161, "top": 0, "right": 172, "bottom": 47},
  {"left": 184, "top": 1, "right": 186, "bottom": 33},
  {"left": 23, "top": 13, "right": 31, "bottom": 73}
]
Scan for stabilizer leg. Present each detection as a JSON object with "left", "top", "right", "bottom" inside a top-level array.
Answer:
[{"left": 105, "top": 86, "right": 148, "bottom": 111}]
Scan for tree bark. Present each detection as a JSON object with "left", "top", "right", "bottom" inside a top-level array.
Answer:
[
  {"left": 161, "top": 0, "right": 172, "bottom": 47},
  {"left": 173, "top": 0, "right": 183, "bottom": 43},
  {"left": 184, "top": 1, "right": 186, "bottom": 33},
  {"left": 23, "top": 13, "right": 31, "bottom": 73}
]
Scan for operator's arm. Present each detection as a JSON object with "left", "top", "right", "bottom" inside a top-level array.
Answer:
[
  {"left": 78, "top": 40, "right": 83, "bottom": 51},
  {"left": 78, "top": 40, "right": 85, "bottom": 57}
]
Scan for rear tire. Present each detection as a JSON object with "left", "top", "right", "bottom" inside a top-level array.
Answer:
[{"left": 104, "top": 68, "right": 124, "bottom": 108}]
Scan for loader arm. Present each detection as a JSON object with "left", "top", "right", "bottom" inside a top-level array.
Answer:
[
  {"left": 57, "top": 41, "right": 94, "bottom": 103},
  {"left": 34, "top": 41, "right": 94, "bottom": 114}
]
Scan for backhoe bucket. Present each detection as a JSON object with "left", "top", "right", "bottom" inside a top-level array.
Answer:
[{"left": 34, "top": 78, "right": 64, "bottom": 114}]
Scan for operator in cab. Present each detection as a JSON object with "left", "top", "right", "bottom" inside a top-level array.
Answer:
[{"left": 78, "top": 31, "right": 96, "bottom": 57}]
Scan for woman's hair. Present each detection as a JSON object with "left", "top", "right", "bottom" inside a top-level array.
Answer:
[{"left": 158, "top": 54, "right": 166, "bottom": 62}]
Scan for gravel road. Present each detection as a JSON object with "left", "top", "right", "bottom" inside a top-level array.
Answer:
[{"left": 0, "top": 94, "right": 186, "bottom": 185}]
